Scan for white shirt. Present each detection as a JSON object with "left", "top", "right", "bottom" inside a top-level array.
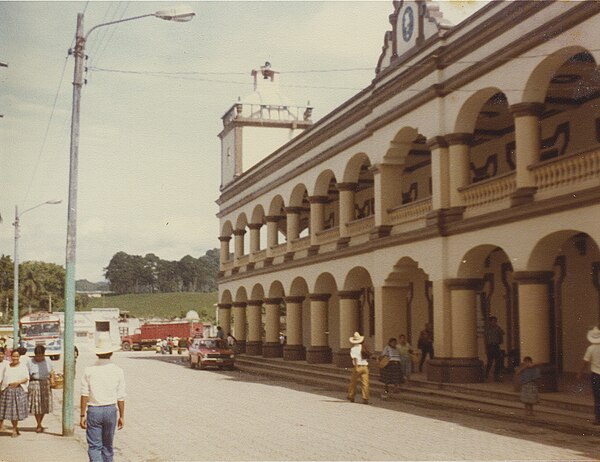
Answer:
[
  {"left": 81, "top": 359, "right": 126, "bottom": 406},
  {"left": 1, "top": 362, "right": 29, "bottom": 391},
  {"left": 584, "top": 344, "right": 600, "bottom": 375},
  {"left": 350, "top": 344, "right": 369, "bottom": 366},
  {"left": 28, "top": 357, "right": 54, "bottom": 379}
]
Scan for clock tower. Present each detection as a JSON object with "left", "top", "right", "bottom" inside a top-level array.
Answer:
[{"left": 376, "top": 0, "right": 452, "bottom": 74}]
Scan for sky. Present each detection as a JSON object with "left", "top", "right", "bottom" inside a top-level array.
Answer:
[{"left": 1, "top": 0, "right": 487, "bottom": 282}]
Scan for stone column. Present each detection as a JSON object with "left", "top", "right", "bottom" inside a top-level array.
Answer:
[
  {"left": 509, "top": 103, "right": 544, "bottom": 206},
  {"left": 370, "top": 163, "right": 404, "bottom": 238},
  {"left": 308, "top": 195, "right": 328, "bottom": 250},
  {"left": 513, "top": 271, "right": 557, "bottom": 392},
  {"left": 335, "top": 290, "right": 361, "bottom": 367},
  {"left": 336, "top": 183, "right": 357, "bottom": 239},
  {"left": 283, "top": 296, "right": 305, "bottom": 360},
  {"left": 265, "top": 215, "right": 280, "bottom": 258},
  {"left": 248, "top": 224, "right": 262, "bottom": 255},
  {"left": 428, "top": 279, "right": 483, "bottom": 383},
  {"left": 233, "top": 229, "right": 246, "bottom": 260},
  {"left": 445, "top": 133, "right": 473, "bottom": 208},
  {"left": 426, "top": 279, "right": 451, "bottom": 380},
  {"left": 427, "top": 137, "right": 450, "bottom": 210},
  {"left": 217, "top": 303, "right": 232, "bottom": 340},
  {"left": 307, "top": 293, "right": 332, "bottom": 363},
  {"left": 263, "top": 298, "right": 283, "bottom": 357},
  {"left": 219, "top": 236, "right": 231, "bottom": 266},
  {"left": 232, "top": 301, "right": 247, "bottom": 353},
  {"left": 245, "top": 300, "right": 263, "bottom": 355},
  {"left": 285, "top": 207, "right": 302, "bottom": 259}
]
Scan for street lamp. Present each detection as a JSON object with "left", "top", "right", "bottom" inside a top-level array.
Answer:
[
  {"left": 63, "top": 6, "right": 195, "bottom": 437},
  {"left": 12, "top": 200, "right": 62, "bottom": 347}
]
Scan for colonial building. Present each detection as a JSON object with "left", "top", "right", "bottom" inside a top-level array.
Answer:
[{"left": 216, "top": 1, "right": 600, "bottom": 391}]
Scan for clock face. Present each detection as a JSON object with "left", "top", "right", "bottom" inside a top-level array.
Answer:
[{"left": 402, "top": 6, "right": 414, "bottom": 42}]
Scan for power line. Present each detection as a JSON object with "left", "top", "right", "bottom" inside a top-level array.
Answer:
[{"left": 22, "top": 54, "right": 71, "bottom": 208}]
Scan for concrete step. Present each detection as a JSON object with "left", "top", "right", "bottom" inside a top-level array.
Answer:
[{"left": 235, "top": 355, "right": 599, "bottom": 436}]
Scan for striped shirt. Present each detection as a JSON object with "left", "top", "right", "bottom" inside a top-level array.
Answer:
[{"left": 382, "top": 345, "right": 402, "bottom": 362}]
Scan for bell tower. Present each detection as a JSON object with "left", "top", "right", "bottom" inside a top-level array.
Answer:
[{"left": 219, "top": 62, "right": 313, "bottom": 189}]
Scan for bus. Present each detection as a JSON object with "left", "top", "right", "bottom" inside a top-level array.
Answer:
[{"left": 19, "top": 311, "right": 62, "bottom": 360}]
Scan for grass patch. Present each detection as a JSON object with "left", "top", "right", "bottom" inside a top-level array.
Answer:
[{"left": 85, "top": 292, "right": 218, "bottom": 321}]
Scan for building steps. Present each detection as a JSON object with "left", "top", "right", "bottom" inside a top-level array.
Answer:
[{"left": 235, "top": 355, "right": 598, "bottom": 436}]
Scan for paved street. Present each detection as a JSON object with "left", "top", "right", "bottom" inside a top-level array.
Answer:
[{"left": 3, "top": 350, "right": 600, "bottom": 461}]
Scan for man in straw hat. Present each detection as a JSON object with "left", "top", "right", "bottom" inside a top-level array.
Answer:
[
  {"left": 347, "top": 332, "right": 370, "bottom": 404},
  {"left": 578, "top": 326, "right": 600, "bottom": 425},
  {"left": 80, "top": 333, "right": 126, "bottom": 461}
]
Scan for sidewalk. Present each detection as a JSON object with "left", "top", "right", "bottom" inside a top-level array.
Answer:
[{"left": 0, "top": 404, "right": 88, "bottom": 462}]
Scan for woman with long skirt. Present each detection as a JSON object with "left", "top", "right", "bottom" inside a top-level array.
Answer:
[
  {"left": 0, "top": 350, "right": 29, "bottom": 437},
  {"left": 28, "top": 345, "right": 55, "bottom": 432}
]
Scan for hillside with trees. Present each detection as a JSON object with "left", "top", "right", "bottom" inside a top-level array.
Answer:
[{"left": 104, "top": 249, "right": 219, "bottom": 295}]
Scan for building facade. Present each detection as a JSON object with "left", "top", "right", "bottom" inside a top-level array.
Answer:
[{"left": 216, "top": 1, "right": 600, "bottom": 390}]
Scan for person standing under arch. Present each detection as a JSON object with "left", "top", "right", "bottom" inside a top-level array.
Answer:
[
  {"left": 578, "top": 326, "right": 600, "bottom": 425},
  {"left": 418, "top": 323, "right": 434, "bottom": 373}
]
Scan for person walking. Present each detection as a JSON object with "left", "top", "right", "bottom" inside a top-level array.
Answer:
[
  {"left": 516, "top": 356, "right": 540, "bottom": 416},
  {"left": 485, "top": 316, "right": 505, "bottom": 382},
  {"left": 578, "top": 326, "right": 600, "bottom": 425},
  {"left": 417, "top": 323, "right": 434, "bottom": 372},
  {"left": 379, "top": 337, "right": 402, "bottom": 396},
  {"left": 80, "top": 334, "right": 126, "bottom": 462},
  {"left": 347, "top": 332, "right": 370, "bottom": 404},
  {"left": 0, "top": 349, "right": 29, "bottom": 437},
  {"left": 27, "top": 345, "right": 55, "bottom": 432}
]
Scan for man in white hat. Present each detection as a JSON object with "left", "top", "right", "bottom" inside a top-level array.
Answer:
[
  {"left": 80, "top": 333, "right": 126, "bottom": 461},
  {"left": 578, "top": 326, "right": 600, "bottom": 425},
  {"left": 347, "top": 332, "right": 370, "bottom": 404}
]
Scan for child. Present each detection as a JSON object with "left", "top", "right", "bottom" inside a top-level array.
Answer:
[{"left": 516, "top": 356, "right": 540, "bottom": 416}]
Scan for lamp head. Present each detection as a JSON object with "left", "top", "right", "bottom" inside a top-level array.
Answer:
[
  {"left": 154, "top": 6, "right": 195, "bottom": 22},
  {"left": 46, "top": 200, "right": 62, "bottom": 205}
]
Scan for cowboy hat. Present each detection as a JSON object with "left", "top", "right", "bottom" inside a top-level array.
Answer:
[
  {"left": 588, "top": 327, "right": 600, "bottom": 344},
  {"left": 349, "top": 332, "right": 364, "bottom": 344},
  {"left": 95, "top": 333, "right": 120, "bottom": 355}
]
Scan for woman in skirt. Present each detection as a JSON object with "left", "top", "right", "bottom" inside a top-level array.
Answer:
[
  {"left": 28, "top": 345, "right": 55, "bottom": 432},
  {"left": 516, "top": 356, "right": 540, "bottom": 416},
  {"left": 379, "top": 337, "right": 403, "bottom": 396},
  {"left": 0, "top": 349, "right": 29, "bottom": 437}
]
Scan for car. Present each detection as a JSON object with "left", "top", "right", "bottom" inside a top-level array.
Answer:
[{"left": 188, "top": 338, "right": 235, "bottom": 370}]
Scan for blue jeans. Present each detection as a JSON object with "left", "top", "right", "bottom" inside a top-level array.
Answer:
[
  {"left": 592, "top": 373, "right": 600, "bottom": 423},
  {"left": 86, "top": 405, "right": 118, "bottom": 462}
]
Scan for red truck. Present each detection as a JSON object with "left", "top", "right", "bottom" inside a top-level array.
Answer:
[{"left": 121, "top": 320, "right": 206, "bottom": 351}]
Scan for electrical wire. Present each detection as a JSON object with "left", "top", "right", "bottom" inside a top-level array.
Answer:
[
  {"left": 22, "top": 54, "right": 70, "bottom": 208},
  {"left": 92, "top": 2, "right": 130, "bottom": 69}
]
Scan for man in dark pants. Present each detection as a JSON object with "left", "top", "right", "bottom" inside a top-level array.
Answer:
[
  {"left": 485, "top": 316, "right": 505, "bottom": 382},
  {"left": 578, "top": 326, "right": 600, "bottom": 425}
]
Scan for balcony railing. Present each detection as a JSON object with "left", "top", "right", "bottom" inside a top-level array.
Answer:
[
  {"left": 387, "top": 198, "right": 432, "bottom": 225},
  {"left": 253, "top": 249, "right": 267, "bottom": 261},
  {"left": 221, "top": 260, "right": 234, "bottom": 272},
  {"left": 290, "top": 236, "right": 311, "bottom": 251},
  {"left": 269, "top": 243, "right": 287, "bottom": 258},
  {"left": 459, "top": 172, "right": 516, "bottom": 208},
  {"left": 346, "top": 215, "right": 374, "bottom": 236},
  {"left": 236, "top": 255, "right": 250, "bottom": 267},
  {"left": 531, "top": 148, "right": 600, "bottom": 192},
  {"left": 315, "top": 226, "right": 340, "bottom": 245}
]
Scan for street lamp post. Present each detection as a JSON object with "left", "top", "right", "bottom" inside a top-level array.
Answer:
[
  {"left": 12, "top": 200, "right": 62, "bottom": 348},
  {"left": 63, "top": 6, "right": 195, "bottom": 437}
]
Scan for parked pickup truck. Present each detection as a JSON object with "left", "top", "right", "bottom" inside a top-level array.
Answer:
[{"left": 189, "top": 338, "right": 235, "bottom": 370}]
